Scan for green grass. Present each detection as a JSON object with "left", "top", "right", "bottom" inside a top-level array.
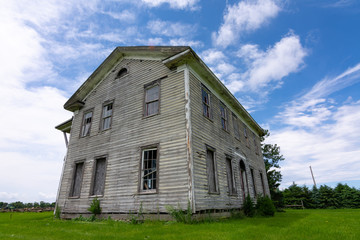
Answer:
[{"left": 0, "top": 209, "right": 359, "bottom": 239}]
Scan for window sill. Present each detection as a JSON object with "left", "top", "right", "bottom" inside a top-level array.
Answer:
[
  {"left": 208, "top": 191, "right": 220, "bottom": 195},
  {"left": 89, "top": 195, "right": 103, "bottom": 198},
  {"left": 202, "top": 114, "right": 213, "bottom": 122},
  {"left": 138, "top": 190, "right": 158, "bottom": 195},
  {"left": 143, "top": 113, "right": 159, "bottom": 119},
  {"left": 68, "top": 196, "right": 80, "bottom": 199}
]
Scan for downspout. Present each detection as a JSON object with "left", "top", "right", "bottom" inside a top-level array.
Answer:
[{"left": 184, "top": 66, "right": 196, "bottom": 213}]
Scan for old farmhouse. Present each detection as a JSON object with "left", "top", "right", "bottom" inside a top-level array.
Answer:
[{"left": 55, "top": 46, "right": 270, "bottom": 219}]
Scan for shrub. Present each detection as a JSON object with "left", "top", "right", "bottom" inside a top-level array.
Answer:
[
  {"left": 256, "top": 196, "right": 276, "bottom": 217},
  {"left": 88, "top": 197, "right": 102, "bottom": 216},
  {"left": 242, "top": 195, "right": 255, "bottom": 217},
  {"left": 166, "top": 201, "right": 193, "bottom": 224}
]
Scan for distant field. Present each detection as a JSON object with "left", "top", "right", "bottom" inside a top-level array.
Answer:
[{"left": 0, "top": 209, "right": 359, "bottom": 240}]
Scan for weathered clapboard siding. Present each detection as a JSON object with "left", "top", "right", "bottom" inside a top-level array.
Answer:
[
  {"left": 188, "top": 69, "right": 269, "bottom": 211},
  {"left": 58, "top": 59, "right": 190, "bottom": 214}
]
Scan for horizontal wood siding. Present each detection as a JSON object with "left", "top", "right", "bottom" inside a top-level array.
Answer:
[
  {"left": 58, "top": 59, "right": 189, "bottom": 214},
  {"left": 189, "top": 70, "right": 269, "bottom": 211}
]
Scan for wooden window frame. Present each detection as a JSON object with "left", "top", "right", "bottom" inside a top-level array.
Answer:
[
  {"left": 139, "top": 144, "right": 159, "bottom": 194},
  {"left": 100, "top": 101, "right": 114, "bottom": 131},
  {"left": 206, "top": 145, "right": 219, "bottom": 194},
  {"left": 201, "top": 85, "right": 212, "bottom": 119},
  {"left": 69, "top": 161, "right": 85, "bottom": 198},
  {"left": 226, "top": 156, "right": 237, "bottom": 196},
  {"left": 220, "top": 102, "right": 228, "bottom": 131},
  {"left": 243, "top": 123, "right": 250, "bottom": 148},
  {"left": 260, "top": 172, "right": 266, "bottom": 196},
  {"left": 90, "top": 156, "right": 108, "bottom": 197},
  {"left": 232, "top": 113, "right": 240, "bottom": 140},
  {"left": 80, "top": 109, "right": 93, "bottom": 137},
  {"left": 239, "top": 160, "right": 249, "bottom": 200},
  {"left": 116, "top": 67, "right": 128, "bottom": 79},
  {"left": 143, "top": 80, "right": 161, "bottom": 117},
  {"left": 250, "top": 168, "right": 257, "bottom": 198}
]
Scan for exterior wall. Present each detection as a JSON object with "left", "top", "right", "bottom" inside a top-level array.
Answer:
[
  {"left": 188, "top": 69, "right": 269, "bottom": 212},
  {"left": 58, "top": 59, "right": 190, "bottom": 215}
]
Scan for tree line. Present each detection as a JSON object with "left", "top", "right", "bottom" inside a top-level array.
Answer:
[
  {"left": 0, "top": 201, "right": 55, "bottom": 210},
  {"left": 262, "top": 130, "right": 360, "bottom": 209}
]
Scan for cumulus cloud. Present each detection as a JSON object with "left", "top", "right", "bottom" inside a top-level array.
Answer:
[
  {"left": 213, "top": 0, "right": 281, "bottom": 47},
  {"left": 228, "top": 33, "right": 307, "bottom": 93},
  {"left": 268, "top": 63, "right": 360, "bottom": 188}
]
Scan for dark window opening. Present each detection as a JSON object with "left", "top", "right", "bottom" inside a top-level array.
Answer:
[
  {"left": 220, "top": 103, "right": 228, "bottom": 130},
  {"left": 206, "top": 148, "right": 218, "bottom": 193},
  {"left": 240, "top": 160, "right": 248, "bottom": 200},
  {"left": 202, "top": 88, "right": 211, "bottom": 118},
  {"left": 233, "top": 113, "right": 240, "bottom": 139},
  {"left": 260, "top": 172, "right": 266, "bottom": 196},
  {"left": 226, "top": 157, "right": 236, "bottom": 195},
  {"left": 117, "top": 68, "right": 128, "bottom": 78},
  {"left": 250, "top": 168, "right": 257, "bottom": 198}
]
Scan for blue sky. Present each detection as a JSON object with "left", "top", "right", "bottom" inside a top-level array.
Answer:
[{"left": 1, "top": 0, "right": 360, "bottom": 202}]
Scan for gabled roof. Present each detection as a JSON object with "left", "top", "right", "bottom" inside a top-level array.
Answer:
[{"left": 63, "top": 46, "right": 264, "bottom": 136}]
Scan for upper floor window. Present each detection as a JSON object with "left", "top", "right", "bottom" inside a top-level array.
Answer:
[
  {"left": 202, "top": 87, "right": 211, "bottom": 118},
  {"left": 220, "top": 102, "right": 228, "bottom": 131},
  {"left": 101, "top": 102, "right": 113, "bottom": 130},
  {"left": 140, "top": 146, "right": 158, "bottom": 192},
  {"left": 232, "top": 113, "right": 240, "bottom": 139},
  {"left": 144, "top": 84, "right": 160, "bottom": 117},
  {"left": 243, "top": 123, "right": 249, "bottom": 147},
  {"left": 116, "top": 68, "right": 128, "bottom": 79},
  {"left": 80, "top": 111, "right": 93, "bottom": 137}
]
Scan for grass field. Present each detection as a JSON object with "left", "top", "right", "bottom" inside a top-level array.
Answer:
[{"left": 0, "top": 209, "right": 359, "bottom": 240}]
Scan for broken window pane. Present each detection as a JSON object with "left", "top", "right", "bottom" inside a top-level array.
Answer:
[
  {"left": 141, "top": 148, "right": 157, "bottom": 191},
  {"left": 202, "top": 88, "right": 211, "bottom": 118},
  {"left": 220, "top": 103, "right": 227, "bottom": 130},
  {"left": 102, "top": 103, "right": 113, "bottom": 130},
  {"left": 81, "top": 111, "right": 92, "bottom": 137}
]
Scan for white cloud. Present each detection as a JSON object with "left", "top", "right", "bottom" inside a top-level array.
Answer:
[
  {"left": 229, "top": 33, "right": 307, "bottom": 93},
  {"left": 213, "top": 0, "right": 281, "bottom": 47},
  {"left": 141, "top": 0, "right": 199, "bottom": 10},
  {"left": 169, "top": 38, "right": 203, "bottom": 47},
  {"left": 104, "top": 10, "right": 136, "bottom": 22},
  {"left": 268, "top": 64, "right": 360, "bottom": 188},
  {"left": 147, "top": 20, "right": 196, "bottom": 37}
]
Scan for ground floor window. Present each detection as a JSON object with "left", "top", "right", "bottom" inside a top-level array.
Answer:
[
  {"left": 140, "top": 146, "right": 158, "bottom": 192},
  {"left": 70, "top": 162, "right": 84, "bottom": 197},
  {"left": 91, "top": 157, "right": 107, "bottom": 196}
]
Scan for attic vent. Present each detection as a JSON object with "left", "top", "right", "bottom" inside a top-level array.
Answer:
[{"left": 116, "top": 68, "right": 128, "bottom": 78}]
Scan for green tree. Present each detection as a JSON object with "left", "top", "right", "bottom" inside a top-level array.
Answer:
[{"left": 261, "top": 130, "right": 284, "bottom": 197}]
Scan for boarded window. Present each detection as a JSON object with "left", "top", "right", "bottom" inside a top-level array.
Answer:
[
  {"left": 250, "top": 168, "right": 257, "bottom": 198},
  {"left": 80, "top": 111, "right": 92, "bottom": 137},
  {"left": 141, "top": 148, "right": 158, "bottom": 191},
  {"left": 144, "top": 85, "right": 159, "bottom": 116},
  {"left": 70, "top": 162, "right": 84, "bottom": 197},
  {"left": 220, "top": 103, "right": 228, "bottom": 130},
  {"left": 202, "top": 87, "right": 211, "bottom": 118},
  {"left": 101, "top": 102, "right": 113, "bottom": 130},
  {"left": 260, "top": 172, "right": 266, "bottom": 196},
  {"left": 226, "top": 157, "right": 236, "bottom": 195},
  {"left": 206, "top": 148, "right": 218, "bottom": 193},
  {"left": 232, "top": 113, "right": 240, "bottom": 139},
  {"left": 91, "top": 158, "right": 107, "bottom": 196},
  {"left": 239, "top": 160, "right": 248, "bottom": 199}
]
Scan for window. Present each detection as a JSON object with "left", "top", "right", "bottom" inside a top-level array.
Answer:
[
  {"left": 206, "top": 147, "right": 218, "bottom": 193},
  {"left": 250, "top": 168, "right": 257, "bottom": 198},
  {"left": 239, "top": 160, "right": 248, "bottom": 199},
  {"left": 116, "top": 68, "right": 128, "bottom": 78},
  {"left": 220, "top": 103, "right": 228, "bottom": 131},
  {"left": 202, "top": 87, "right": 211, "bottom": 118},
  {"left": 70, "top": 162, "right": 84, "bottom": 197},
  {"left": 144, "top": 84, "right": 160, "bottom": 117},
  {"left": 243, "top": 123, "right": 249, "bottom": 147},
  {"left": 260, "top": 172, "right": 266, "bottom": 196},
  {"left": 91, "top": 158, "right": 107, "bottom": 196},
  {"left": 80, "top": 111, "right": 93, "bottom": 137},
  {"left": 253, "top": 132, "right": 259, "bottom": 155},
  {"left": 226, "top": 157, "right": 236, "bottom": 195},
  {"left": 232, "top": 113, "right": 240, "bottom": 139},
  {"left": 101, "top": 102, "right": 113, "bottom": 130},
  {"left": 141, "top": 147, "right": 158, "bottom": 192}
]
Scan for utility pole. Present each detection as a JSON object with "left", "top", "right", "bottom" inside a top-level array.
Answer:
[{"left": 309, "top": 166, "right": 317, "bottom": 188}]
